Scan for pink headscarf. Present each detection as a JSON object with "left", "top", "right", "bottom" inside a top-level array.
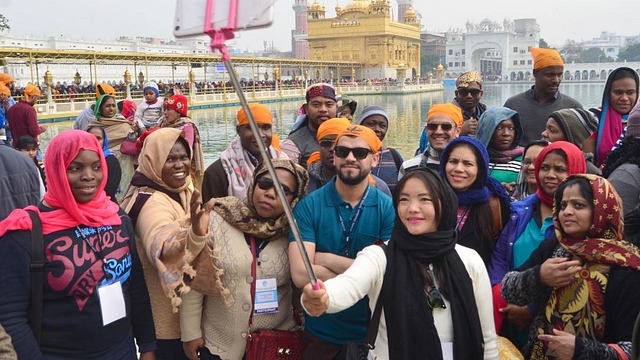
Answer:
[
  {"left": 535, "top": 141, "right": 587, "bottom": 207},
  {"left": 0, "top": 130, "right": 122, "bottom": 236}
]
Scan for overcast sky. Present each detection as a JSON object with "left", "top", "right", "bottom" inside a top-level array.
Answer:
[{"left": 2, "top": 0, "right": 638, "bottom": 52}]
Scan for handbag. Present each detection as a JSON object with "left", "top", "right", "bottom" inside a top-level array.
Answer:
[
  {"left": 120, "top": 132, "right": 141, "bottom": 156},
  {"left": 244, "top": 236, "right": 303, "bottom": 360},
  {"left": 334, "top": 244, "right": 386, "bottom": 360}
]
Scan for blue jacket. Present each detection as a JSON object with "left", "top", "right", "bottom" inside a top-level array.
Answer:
[{"left": 488, "top": 193, "right": 554, "bottom": 285}]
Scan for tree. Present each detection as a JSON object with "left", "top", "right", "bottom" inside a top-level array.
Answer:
[
  {"left": 539, "top": 38, "right": 549, "bottom": 49},
  {"left": 618, "top": 43, "right": 640, "bottom": 62},
  {"left": 578, "top": 48, "right": 614, "bottom": 63},
  {"left": 420, "top": 49, "right": 441, "bottom": 77},
  {"left": 562, "top": 40, "right": 583, "bottom": 63},
  {"left": 0, "top": 14, "right": 9, "bottom": 34}
]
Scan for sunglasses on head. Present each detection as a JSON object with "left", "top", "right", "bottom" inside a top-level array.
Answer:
[
  {"left": 256, "top": 177, "right": 295, "bottom": 196},
  {"left": 333, "top": 146, "right": 372, "bottom": 160},
  {"left": 319, "top": 140, "right": 335, "bottom": 148},
  {"left": 457, "top": 88, "right": 482, "bottom": 97},
  {"left": 426, "top": 123, "right": 454, "bottom": 132}
]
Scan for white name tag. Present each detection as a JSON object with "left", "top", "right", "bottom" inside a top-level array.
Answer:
[
  {"left": 441, "top": 342, "right": 453, "bottom": 360},
  {"left": 254, "top": 278, "right": 278, "bottom": 315},
  {"left": 97, "top": 281, "right": 126, "bottom": 326}
]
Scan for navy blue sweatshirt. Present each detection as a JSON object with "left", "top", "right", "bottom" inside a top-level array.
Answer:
[{"left": 0, "top": 205, "right": 156, "bottom": 359}]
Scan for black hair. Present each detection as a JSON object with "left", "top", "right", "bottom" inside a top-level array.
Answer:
[
  {"left": 98, "top": 95, "right": 115, "bottom": 116},
  {"left": 554, "top": 177, "right": 593, "bottom": 220},
  {"left": 16, "top": 135, "right": 38, "bottom": 150},
  {"left": 610, "top": 68, "right": 638, "bottom": 84}
]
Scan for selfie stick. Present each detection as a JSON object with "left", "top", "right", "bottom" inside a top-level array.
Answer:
[{"left": 202, "top": 0, "right": 321, "bottom": 290}]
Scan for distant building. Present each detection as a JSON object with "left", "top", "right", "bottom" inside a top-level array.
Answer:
[
  {"left": 556, "top": 31, "right": 640, "bottom": 60},
  {"left": 306, "top": 0, "right": 421, "bottom": 80},
  {"left": 292, "top": 0, "right": 310, "bottom": 59},
  {"left": 445, "top": 18, "right": 540, "bottom": 80}
]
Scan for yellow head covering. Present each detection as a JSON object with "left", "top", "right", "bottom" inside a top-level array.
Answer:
[
  {"left": 456, "top": 71, "right": 482, "bottom": 88},
  {"left": 0, "top": 73, "right": 13, "bottom": 85},
  {"left": 237, "top": 103, "right": 273, "bottom": 125},
  {"left": 316, "top": 117, "right": 352, "bottom": 141},
  {"left": 24, "top": 84, "right": 41, "bottom": 97},
  {"left": 0, "top": 83, "right": 10, "bottom": 96},
  {"left": 334, "top": 125, "right": 382, "bottom": 153},
  {"left": 531, "top": 48, "right": 564, "bottom": 70},
  {"left": 427, "top": 103, "right": 463, "bottom": 126}
]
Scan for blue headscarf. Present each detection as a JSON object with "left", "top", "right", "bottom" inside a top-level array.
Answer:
[
  {"left": 86, "top": 125, "right": 112, "bottom": 157},
  {"left": 476, "top": 106, "right": 524, "bottom": 163},
  {"left": 439, "top": 136, "right": 510, "bottom": 206}
]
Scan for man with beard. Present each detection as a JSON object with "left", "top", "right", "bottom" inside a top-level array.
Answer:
[
  {"left": 8, "top": 84, "right": 47, "bottom": 148},
  {"left": 289, "top": 125, "right": 394, "bottom": 360},
  {"left": 282, "top": 83, "right": 338, "bottom": 166},
  {"left": 504, "top": 48, "right": 582, "bottom": 147},
  {"left": 306, "top": 117, "right": 391, "bottom": 196},
  {"left": 454, "top": 71, "right": 487, "bottom": 137},
  {"left": 400, "top": 103, "right": 462, "bottom": 176}
]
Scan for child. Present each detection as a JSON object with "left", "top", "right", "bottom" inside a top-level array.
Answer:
[
  {"left": 16, "top": 135, "right": 46, "bottom": 189},
  {"left": 134, "top": 81, "right": 163, "bottom": 131}
]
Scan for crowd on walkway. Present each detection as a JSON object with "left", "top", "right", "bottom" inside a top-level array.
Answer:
[{"left": 1, "top": 47, "right": 640, "bottom": 360}]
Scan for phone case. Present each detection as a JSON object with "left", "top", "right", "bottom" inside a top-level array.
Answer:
[{"left": 174, "top": 0, "right": 275, "bottom": 38}]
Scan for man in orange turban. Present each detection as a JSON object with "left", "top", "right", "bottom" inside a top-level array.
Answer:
[
  {"left": 504, "top": 48, "right": 583, "bottom": 146},
  {"left": 201, "top": 103, "right": 288, "bottom": 201},
  {"left": 0, "top": 74, "right": 15, "bottom": 145},
  {"left": 400, "top": 103, "right": 462, "bottom": 175},
  {"left": 8, "top": 84, "right": 46, "bottom": 148}
]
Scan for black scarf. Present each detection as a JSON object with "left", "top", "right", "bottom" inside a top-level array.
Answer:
[{"left": 379, "top": 170, "right": 484, "bottom": 360}]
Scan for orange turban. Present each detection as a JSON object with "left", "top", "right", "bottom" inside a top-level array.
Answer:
[
  {"left": 0, "top": 73, "right": 13, "bottom": 85},
  {"left": 427, "top": 103, "right": 463, "bottom": 126},
  {"left": 0, "top": 83, "right": 10, "bottom": 96},
  {"left": 334, "top": 125, "right": 382, "bottom": 153},
  {"left": 96, "top": 83, "right": 115, "bottom": 98},
  {"left": 24, "top": 84, "right": 41, "bottom": 97},
  {"left": 237, "top": 103, "right": 273, "bottom": 125},
  {"left": 316, "top": 117, "right": 351, "bottom": 141},
  {"left": 531, "top": 48, "right": 564, "bottom": 70}
]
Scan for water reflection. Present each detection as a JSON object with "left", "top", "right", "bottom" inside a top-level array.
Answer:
[{"left": 40, "top": 82, "right": 608, "bottom": 163}]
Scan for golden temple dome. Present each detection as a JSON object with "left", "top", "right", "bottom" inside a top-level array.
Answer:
[
  {"left": 405, "top": 6, "right": 416, "bottom": 18},
  {"left": 343, "top": 0, "right": 370, "bottom": 13},
  {"left": 309, "top": 0, "right": 323, "bottom": 11},
  {"left": 436, "top": 63, "right": 444, "bottom": 70}
]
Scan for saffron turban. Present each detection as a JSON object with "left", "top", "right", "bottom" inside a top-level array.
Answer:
[
  {"left": 0, "top": 83, "right": 10, "bottom": 96},
  {"left": 237, "top": 103, "right": 273, "bottom": 125},
  {"left": 24, "top": 84, "right": 41, "bottom": 96},
  {"left": 531, "top": 48, "right": 564, "bottom": 70},
  {"left": 334, "top": 124, "right": 382, "bottom": 153},
  {"left": 316, "top": 117, "right": 351, "bottom": 141},
  {"left": 0, "top": 73, "right": 13, "bottom": 85},
  {"left": 96, "top": 83, "right": 115, "bottom": 99},
  {"left": 427, "top": 103, "right": 463, "bottom": 126}
]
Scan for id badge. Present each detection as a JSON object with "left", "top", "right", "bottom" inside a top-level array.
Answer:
[
  {"left": 97, "top": 281, "right": 126, "bottom": 326},
  {"left": 254, "top": 278, "right": 278, "bottom": 315}
]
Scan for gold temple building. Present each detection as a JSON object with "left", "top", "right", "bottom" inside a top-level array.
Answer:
[{"left": 306, "top": 0, "right": 421, "bottom": 81}]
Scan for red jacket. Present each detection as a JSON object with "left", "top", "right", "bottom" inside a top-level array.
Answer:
[{"left": 7, "top": 100, "right": 43, "bottom": 147}]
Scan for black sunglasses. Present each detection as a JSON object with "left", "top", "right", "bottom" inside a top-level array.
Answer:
[
  {"left": 319, "top": 140, "right": 335, "bottom": 148},
  {"left": 426, "top": 123, "right": 454, "bottom": 132},
  {"left": 256, "top": 177, "right": 295, "bottom": 196},
  {"left": 457, "top": 88, "right": 482, "bottom": 97},
  {"left": 333, "top": 146, "right": 372, "bottom": 160},
  {"left": 427, "top": 286, "right": 447, "bottom": 309}
]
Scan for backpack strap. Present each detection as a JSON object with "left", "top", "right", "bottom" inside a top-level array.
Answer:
[
  {"left": 388, "top": 148, "right": 403, "bottom": 171},
  {"left": 124, "top": 187, "right": 156, "bottom": 226},
  {"left": 27, "top": 210, "right": 44, "bottom": 344},
  {"left": 364, "top": 243, "right": 387, "bottom": 349}
]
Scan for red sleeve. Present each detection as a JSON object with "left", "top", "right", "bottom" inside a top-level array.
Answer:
[
  {"left": 26, "top": 109, "right": 42, "bottom": 137},
  {"left": 589, "top": 132, "right": 597, "bottom": 139}
]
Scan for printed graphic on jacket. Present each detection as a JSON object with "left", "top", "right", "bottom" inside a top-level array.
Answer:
[{"left": 45, "top": 225, "right": 132, "bottom": 311}]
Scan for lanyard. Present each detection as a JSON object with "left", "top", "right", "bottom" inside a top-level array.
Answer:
[
  {"left": 76, "top": 226, "right": 105, "bottom": 261},
  {"left": 330, "top": 185, "right": 370, "bottom": 257},
  {"left": 455, "top": 206, "right": 470, "bottom": 231}
]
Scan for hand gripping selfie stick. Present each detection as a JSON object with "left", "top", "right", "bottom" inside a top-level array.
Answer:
[{"left": 203, "top": 0, "right": 321, "bottom": 290}]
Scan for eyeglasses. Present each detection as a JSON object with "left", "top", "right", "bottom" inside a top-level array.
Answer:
[
  {"left": 319, "top": 140, "right": 335, "bottom": 148},
  {"left": 457, "top": 88, "right": 482, "bottom": 97},
  {"left": 256, "top": 177, "right": 295, "bottom": 196},
  {"left": 333, "top": 146, "right": 372, "bottom": 160},
  {"left": 426, "top": 286, "right": 447, "bottom": 309},
  {"left": 426, "top": 123, "right": 454, "bottom": 132}
]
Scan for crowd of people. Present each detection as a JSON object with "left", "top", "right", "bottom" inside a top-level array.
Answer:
[{"left": 1, "top": 47, "right": 640, "bottom": 360}]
